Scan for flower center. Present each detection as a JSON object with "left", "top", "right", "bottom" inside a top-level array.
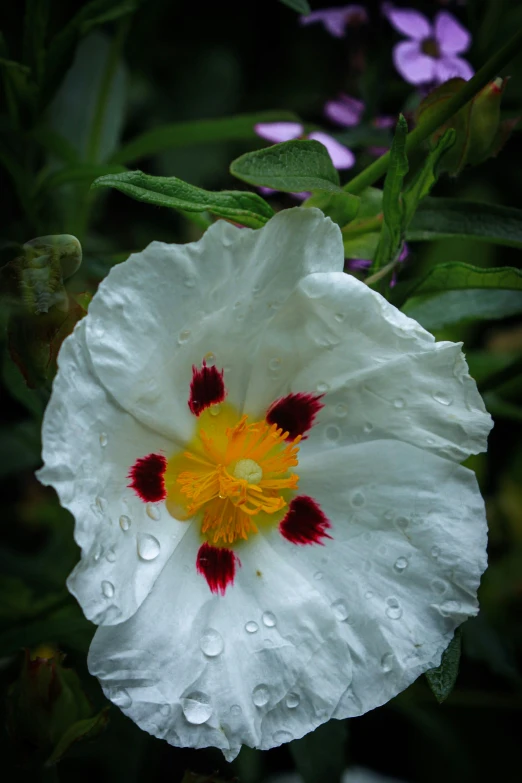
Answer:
[
  {"left": 421, "top": 37, "right": 440, "bottom": 58},
  {"left": 164, "top": 404, "right": 300, "bottom": 545}
]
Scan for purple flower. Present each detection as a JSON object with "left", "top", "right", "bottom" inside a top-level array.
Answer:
[
  {"left": 383, "top": 5, "right": 473, "bottom": 86},
  {"left": 346, "top": 243, "right": 409, "bottom": 286},
  {"left": 325, "top": 94, "right": 395, "bottom": 157},
  {"left": 299, "top": 5, "right": 368, "bottom": 38},
  {"left": 255, "top": 122, "right": 355, "bottom": 169}
]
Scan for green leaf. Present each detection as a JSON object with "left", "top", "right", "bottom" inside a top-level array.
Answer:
[
  {"left": 406, "top": 198, "right": 522, "bottom": 248},
  {"left": 279, "top": 0, "right": 311, "bottom": 13},
  {"left": 30, "top": 127, "right": 79, "bottom": 164},
  {"left": 372, "top": 115, "right": 408, "bottom": 271},
  {"left": 36, "top": 163, "right": 127, "bottom": 195},
  {"left": 394, "top": 263, "right": 522, "bottom": 308},
  {"left": 92, "top": 170, "right": 275, "bottom": 228},
  {"left": 23, "top": 0, "right": 49, "bottom": 84},
  {"left": 483, "top": 393, "right": 522, "bottom": 422},
  {"left": 290, "top": 719, "right": 347, "bottom": 783},
  {"left": 0, "top": 606, "right": 94, "bottom": 656},
  {"left": 343, "top": 231, "right": 380, "bottom": 261},
  {"left": 111, "top": 110, "right": 301, "bottom": 165},
  {"left": 342, "top": 187, "right": 383, "bottom": 260},
  {"left": 303, "top": 191, "right": 360, "bottom": 227},
  {"left": 403, "top": 289, "right": 522, "bottom": 330},
  {"left": 425, "top": 628, "right": 462, "bottom": 703},
  {"left": 403, "top": 129, "right": 455, "bottom": 226},
  {"left": 230, "top": 139, "right": 341, "bottom": 193},
  {"left": 46, "top": 708, "right": 110, "bottom": 766}
]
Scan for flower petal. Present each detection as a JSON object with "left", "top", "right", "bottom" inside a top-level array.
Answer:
[
  {"left": 308, "top": 131, "right": 355, "bottom": 169},
  {"left": 266, "top": 392, "right": 324, "bottom": 440},
  {"left": 392, "top": 40, "right": 436, "bottom": 85},
  {"left": 434, "top": 55, "right": 474, "bottom": 83},
  {"left": 435, "top": 11, "right": 471, "bottom": 56},
  {"left": 383, "top": 6, "right": 432, "bottom": 40},
  {"left": 84, "top": 209, "right": 342, "bottom": 442},
  {"left": 324, "top": 95, "right": 365, "bottom": 127},
  {"left": 88, "top": 522, "right": 352, "bottom": 759},
  {"left": 254, "top": 122, "right": 303, "bottom": 143},
  {"left": 300, "top": 7, "right": 368, "bottom": 38},
  {"left": 37, "top": 321, "right": 189, "bottom": 625}
]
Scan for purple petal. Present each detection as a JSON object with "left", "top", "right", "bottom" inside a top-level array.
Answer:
[
  {"left": 258, "top": 187, "right": 277, "bottom": 196},
  {"left": 398, "top": 242, "right": 409, "bottom": 262},
  {"left": 308, "top": 131, "right": 355, "bottom": 169},
  {"left": 373, "top": 115, "right": 396, "bottom": 129},
  {"left": 254, "top": 122, "right": 303, "bottom": 143},
  {"left": 434, "top": 55, "right": 474, "bottom": 83},
  {"left": 324, "top": 94, "right": 365, "bottom": 126},
  {"left": 346, "top": 258, "right": 372, "bottom": 270},
  {"left": 435, "top": 11, "right": 471, "bottom": 56},
  {"left": 368, "top": 146, "right": 390, "bottom": 157},
  {"left": 393, "top": 41, "right": 436, "bottom": 85},
  {"left": 383, "top": 6, "right": 432, "bottom": 40},
  {"left": 299, "top": 6, "right": 368, "bottom": 38}
]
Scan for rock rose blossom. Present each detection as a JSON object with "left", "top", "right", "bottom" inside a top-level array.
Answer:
[
  {"left": 38, "top": 209, "right": 491, "bottom": 760},
  {"left": 383, "top": 5, "right": 474, "bottom": 85}
]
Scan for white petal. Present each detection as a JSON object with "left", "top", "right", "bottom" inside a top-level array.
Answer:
[
  {"left": 84, "top": 209, "right": 343, "bottom": 437},
  {"left": 38, "top": 320, "right": 189, "bottom": 625},
  {"left": 88, "top": 523, "right": 352, "bottom": 759},
  {"left": 245, "top": 272, "right": 491, "bottom": 462}
]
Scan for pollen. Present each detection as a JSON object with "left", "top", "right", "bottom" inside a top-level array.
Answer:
[{"left": 164, "top": 404, "right": 300, "bottom": 545}]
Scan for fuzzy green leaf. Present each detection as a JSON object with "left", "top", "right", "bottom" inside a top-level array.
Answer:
[
  {"left": 303, "top": 191, "right": 360, "bottom": 227},
  {"left": 372, "top": 115, "right": 408, "bottom": 270},
  {"left": 425, "top": 629, "right": 462, "bottom": 703}
]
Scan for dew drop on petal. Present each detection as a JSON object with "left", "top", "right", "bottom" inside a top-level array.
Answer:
[
  {"left": 252, "top": 685, "right": 270, "bottom": 707},
  {"left": 245, "top": 621, "right": 259, "bottom": 634},
  {"left": 109, "top": 688, "right": 132, "bottom": 708},
  {"left": 325, "top": 424, "right": 341, "bottom": 442},
  {"left": 209, "top": 404, "right": 221, "bottom": 417},
  {"left": 96, "top": 496, "right": 107, "bottom": 512},
  {"left": 137, "top": 534, "right": 161, "bottom": 561},
  {"left": 313, "top": 570, "right": 323, "bottom": 580},
  {"left": 385, "top": 597, "right": 403, "bottom": 620},
  {"left": 99, "top": 432, "right": 108, "bottom": 447},
  {"left": 334, "top": 312, "right": 346, "bottom": 323},
  {"left": 431, "top": 578, "right": 448, "bottom": 595},
  {"left": 268, "top": 357, "right": 282, "bottom": 372},
  {"left": 177, "top": 329, "right": 191, "bottom": 345},
  {"left": 101, "top": 580, "right": 114, "bottom": 598},
  {"left": 393, "top": 398, "right": 406, "bottom": 409},
  {"left": 350, "top": 490, "right": 365, "bottom": 508},
  {"left": 230, "top": 704, "right": 242, "bottom": 716},
  {"left": 317, "top": 382, "right": 330, "bottom": 393},
  {"left": 184, "top": 277, "right": 196, "bottom": 288},
  {"left": 431, "top": 545, "right": 440, "bottom": 559},
  {"left": 146, "top": 504, "right": 161, "bottom": 521},
  {"left": 286, "top": 692, "right": 300, "bottom": 709},
  {"left": 394, "top": 557, "right": 408, "bottom": 573},
  {"left": 199, "top": 629, "right": 224, "bottom": 657},
  {"left": 433, "top": 391, "right": 453, "bottom": 406},
  {"left": 181, "top": 692, "right": 212, "bottom": 724},
  {"left": 381, "top": 653, "right": 394, "bottom": 673},
  {"left": 273, "top": 730, "right": 293, "bottom": 744},
  {"left": 335, "top": 403, "right": 347, "bottom": 418},
  {"left": 204, "top": 352, "right": 216, "bottom": 367},
  {"left": 262, "top": 611, "right": 276, "bottom": 627},
  {"left": 439, "top": 600, "right": 462, "bottom": 617},
  {"left": 363, "top": 422, "right": 374, "bottom": 433},
  {"left": 395, "top": 516, "right": 409, "bottom": 531},
  {"left": 159, "top": 704, "right": 171, "bottom": 717},
  {"left": 384, "top": 510, "right": 394, "bottom": 521},
  {"left": 331, "top": 599, "right": 349, "bottom": 621},
  {"left": 119, "top": 515, "right": 131, "bottom": 532},
  {"left": 365, "top": 590, "right": 374, "bottom": 600},
  {"left": 105, "top": 548, "right": 116, "bottom": 563},
  {"left": 93, "top": 545, "right": 103, "bottom": 561}
]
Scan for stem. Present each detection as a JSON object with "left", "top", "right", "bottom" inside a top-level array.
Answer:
[{"left": 343, "top": 25, "right": 522, "bottom": 195}]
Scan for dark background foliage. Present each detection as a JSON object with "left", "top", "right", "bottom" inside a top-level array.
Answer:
[{"left": 1, "top": 0, "right": 521, "bottom": 781}]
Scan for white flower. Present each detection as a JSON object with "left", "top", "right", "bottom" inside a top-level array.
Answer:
[
  {"left": 38, "top": 208, "right": 491, "bottom": 761},
  {"left": 268, "top": 766, "right": 408, "bottom": 783}
]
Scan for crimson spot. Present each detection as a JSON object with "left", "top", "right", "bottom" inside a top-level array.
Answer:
[
  {"left": 196, "top": 542, "right": 239, "bottom": 595},
  {"left": 189, "top": 360, "right": 226, "bottom": 416},
  {"left": 128, "top": 453, "right": 167, "bottom": 503},
  {"left": 280, "top": 495, "right": 332, "bottom": 545},
  {"left": 266, "top": 393, "right": 324, "bottom": 440}
]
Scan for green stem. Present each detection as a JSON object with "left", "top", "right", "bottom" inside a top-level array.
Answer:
[{"left": 343, "top": 25, "right": 522, "bottom": 195}]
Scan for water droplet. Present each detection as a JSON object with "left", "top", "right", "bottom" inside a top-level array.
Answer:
[
  {"left": 431, "top": 578, "right": 448, "bottom": 595},
  {"left": 119, "top": 515, "right": 131, "bottom": 532},
  {"left": 99, "top": 432, "right": 108, "bottom": 447},
  {"left": 395, "top": 516, "right": 409, "bottom": 531},
  {"left": 203, "top": 352, "right": 216, "bottom": 366},
  {"left": 101, "top": 580, "right": 114, "bottom": 598},
  {"left": 381, "top": 653, "right": 394, "bottom": 673},
  {"left": 317, "top": 382, "right": 330, "bottom": 393},
  {"left": 393, "top": 398, "right": 406, "bottom": 409},
  {"left": 273, "top": 730, "right": 293, "bottom": 744},
  {"left": 105, "top": 548, "right": 116, "bottom": 563},
  {"left": 325, "top": 424, "right": 341, "bottom": 442},
  {"left": 426, "top": 436, "right": 436, "bottom": 445},
  {"left": 431, "top": 545, "right": 440, "bottom": 559},
  {"left": 262, "top": 611, "right": 276, "bottom": 627},
  {"left": 245, "top": 621, "right": 259, "bottom": 634},
  {"left": 209, "top": 404, "right": 221, "bottom": 417},
  {"left": 384, "top": 510, "right": 394, "bottom": 521},
  {"left": 93, "top": 545, "right": 103, "bottom": 561},
  {"left": 363, "top": 422, "right": 374, "bottom": 433},
  {"left": 439, "top": 600, "right": 462, "bottom": 617},
  {"left": 137, "top": 534, "right": 161, "bottom": 561},
  {"left": 268, "top": 357, "right": 282, "bottom": 372},
  {"left": 385, "top": 597, "right": 403, "bottom": 620},
  {"left": 252, "top": 685, "right": 270, "bottom": 707},
  {"left": 313, "top": 570, "right": 323, "bottom": 580},
  {"left": 433, "top": 391, "right": 452, "bottom": 406},
  {"left": 146, "top": 504, "right": 161, "bottom": 521},
  {"left": 334, "top": 312, "right": 346, "bottom": 323},
  {"left": 177, "top": 329, "right": 191, "bottom": 345},
  {"left": 365, "top": 590, "right": 374, "bottom": 600},
  {"left": 350, "top": 490, "right": 365, "bottom": 508},
  {"left": 229, "top": 704, "right": 242, "bottom": 716},
  {"left": 159, "top": 704, "right": 171, "bottom": 717},
  {"left": 181, "top": 692, "right": 212, "bottom": 724},
  {"left": 394, "top": 557, "right": 408, "bottom": 573},
  {"left": 200, "top": 629, "right": 224, "bottom": 657},
  {"left": 184, "top": 277, "right": 196, "bottom": 288},
  {"left": 335, "top": 403, "right": 347, "bottom": 418},
  {"left": 110, "top": 688, "right": 132, "bottom": 708},
  {"left": 331, "top": 599, "right": 349, "bottom": 621},
  {"left": 96, "top": 496, "right": 107, "bottom": 512}
]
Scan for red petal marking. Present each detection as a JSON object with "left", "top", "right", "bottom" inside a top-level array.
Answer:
[
  {"left": 128, "top": 453, "right": 167, "bottom": 502},
  {"left": 279, "top": 495, "right": 332, "bottom": 545},
  {"left": 266, "top": 392, "right": 324, "bottom": 440},
  {"left": 189, "top": 360, "right": 226, "bottom": 416},
  {"left": 196, "top": 542, "right": 239, "bottom": 595}
]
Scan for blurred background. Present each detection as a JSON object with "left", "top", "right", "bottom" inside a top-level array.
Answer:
[{"left": 1, "top": 0, "right": 521, "bottom": 781}]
